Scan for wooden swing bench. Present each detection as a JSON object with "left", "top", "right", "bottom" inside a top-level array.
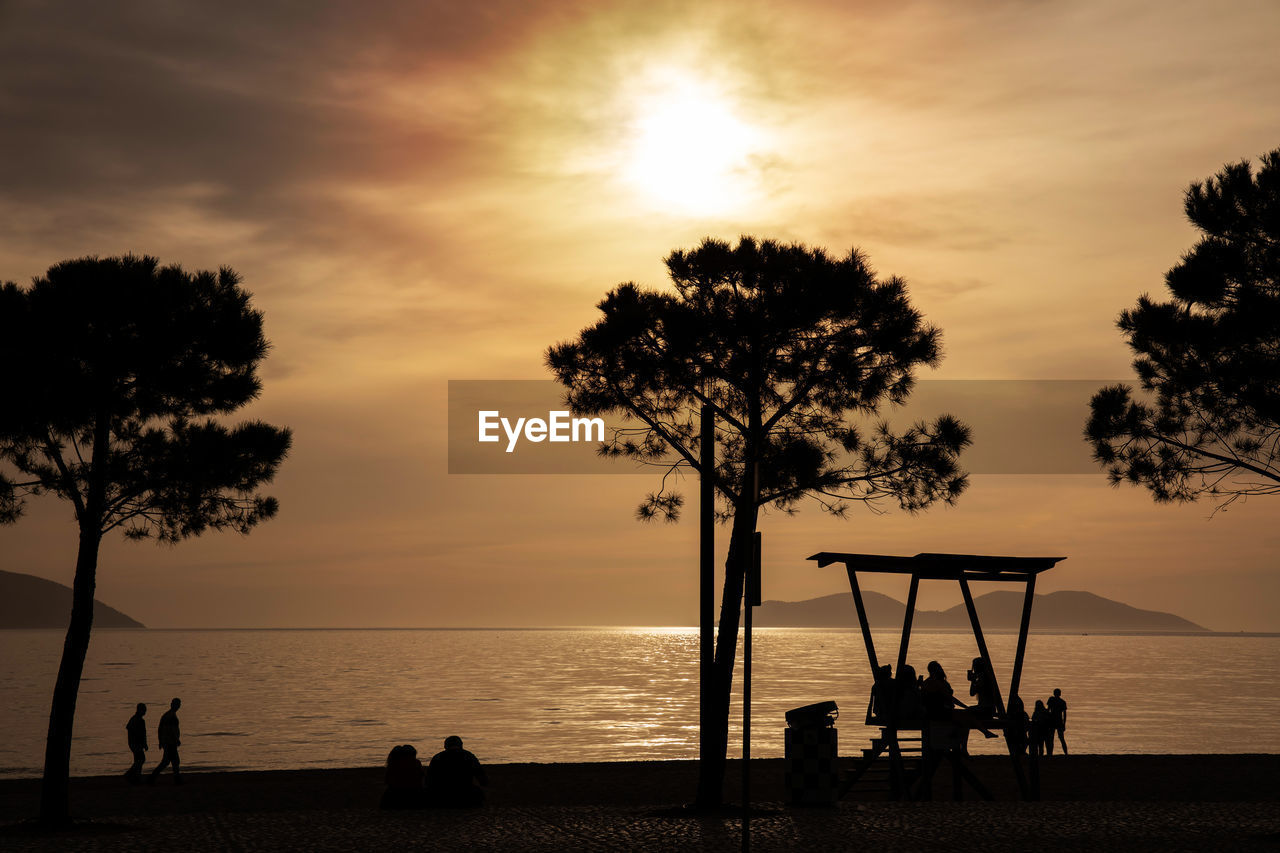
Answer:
[{"left": 808, "top": 551, "right": 1065, "bottom": 801}]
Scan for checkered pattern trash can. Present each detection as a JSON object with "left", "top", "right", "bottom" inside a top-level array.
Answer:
[{"left": 784, "top": 701, "right": 839, "bottom": 806}]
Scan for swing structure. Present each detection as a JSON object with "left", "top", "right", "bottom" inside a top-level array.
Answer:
[{"left": 808, "top": 551, "right": 1065, "bottom": 801}]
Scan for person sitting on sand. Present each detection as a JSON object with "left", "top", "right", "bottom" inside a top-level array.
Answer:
[
  {"left": 380, "top": 744, "right": 427, "bottom": 809},
  {"left": 149, "top": 697, "right": 182, "bottom": 785},
  {"left": 124, "top": 702, "right": 147, "bottom": 784},
  {"left": 428, "top": 735, "right": 488, "bottom": 807}
]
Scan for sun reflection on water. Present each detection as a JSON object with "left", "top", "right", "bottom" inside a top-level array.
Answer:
[{"left": 0, "top": 628, "right": 1276, "bottom": 777}]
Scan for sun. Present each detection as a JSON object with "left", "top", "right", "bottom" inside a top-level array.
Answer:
[{"left": 621, "top": 69, "right": 767, "bottom": 215}]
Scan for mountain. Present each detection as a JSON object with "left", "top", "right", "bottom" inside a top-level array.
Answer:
[
  {"left": 0, "top": 570, "right": 145, "bottom": 628},
  {"left": 752, "top": 588, "right": 1205, "bottom": 632},
  {"left": 747, "top": 591, "right": 905, "bottom": 627},
  {"left": 921, "top": 590, "right": 1206, "bottom": 632}
]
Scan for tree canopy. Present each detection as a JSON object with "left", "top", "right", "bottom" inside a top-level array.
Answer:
[
  {"left": 0, "top": 254, "right": 290, "bottom": 823},
  {"left": 547, "top": 236, "right": 969, "bottom": 804},
  {"left": 0, "top": 255, "right": 289, "bottom": 538},
  {"left": 1087, "top": 149, "right": 1280, "bottom": 507},
  {"left": 548, "top": 236, "right": 970, "bottom": 522}
]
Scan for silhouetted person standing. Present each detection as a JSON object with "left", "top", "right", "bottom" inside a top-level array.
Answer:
[
  {"left": 1030, "top": 699, "right": 1052, "bottom": 758},
  {"left": 124, "top": 703, "right": 147, "bottom": 784},
  {"left": 1047, "top": 688, "right": 1068, "bottom": 755},
  {"left": 1005, "top": 696, "right": 1030, "bottom": 756},
  {"left": 428, "top": 736, "right": 487, "bottom": 807},
  {"left": 149, "top": 698, "right": 182, "bottom": 784}
]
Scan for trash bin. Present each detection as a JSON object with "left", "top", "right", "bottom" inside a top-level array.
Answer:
[{"left": 784, "top": 701, "right": 839, "bottom": 806}]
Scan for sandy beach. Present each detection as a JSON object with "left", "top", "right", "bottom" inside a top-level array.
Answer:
[{"left": 3, "top": 755, "right": 1279, "bottom": 851}]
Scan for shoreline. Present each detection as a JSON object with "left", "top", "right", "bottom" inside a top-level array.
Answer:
[
  {"left": 8, "top": 627, "right": 1280, "bottom": 636},
  {"left": 3, "top": 754, "right": 1277, "bottom": 816},
  {"left": 3, "top": 756, "right": 1278, "bottom": 851}
]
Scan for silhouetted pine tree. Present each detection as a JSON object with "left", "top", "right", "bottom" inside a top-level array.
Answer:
[
  {"left": 1088, "top": 149, "right": 1280, "bottom": 508},
  {"left": 0, "top": 255, "right": 291, "bottom": 825},
  {"left": 547, "top": 237, "right": 970, "bottom": 806}
]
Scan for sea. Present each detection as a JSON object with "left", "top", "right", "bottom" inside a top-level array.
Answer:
[{"left": 1, "top": 628, "right": 1277, "bottom": 779}]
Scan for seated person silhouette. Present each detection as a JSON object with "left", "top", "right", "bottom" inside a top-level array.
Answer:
[
  {"left": 869, "top": 664, "right": 894, "bottom": 723},
  {"left": 893, "top": 664, "right": 925, "bottom": 723},
  {"left": 920, "top": 661, "right": 955, "bottom": 721},
  {"left": 967, "top": 656, "right": 998, "bottom": 718},
  {"left": 922, "top": 661, "right": 998, "bottom": 740},
  {"left": 380, "top": 744, "right": 427, "bottom": 809},
  {"left": 428, "top": 736, "right": 488, "bottom": 807}
]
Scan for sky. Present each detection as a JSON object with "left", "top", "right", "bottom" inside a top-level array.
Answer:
[{"left": 1, "top": 0, "right": 1278, "bottom": 630}]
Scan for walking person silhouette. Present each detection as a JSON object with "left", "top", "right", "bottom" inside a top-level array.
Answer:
[
  {"left": 124, "top": 703, "right": 147, "bottom": 784},
  {"left": 149, "top": 698, "right": 183, "bottom": 785}
]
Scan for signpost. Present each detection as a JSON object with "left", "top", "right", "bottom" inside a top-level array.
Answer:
[
  {"left": 742, "top": 529, "right": 761, "bottom": 851},
  {"left": 742, "top": 459, "right": 761, "bottom": 852}
]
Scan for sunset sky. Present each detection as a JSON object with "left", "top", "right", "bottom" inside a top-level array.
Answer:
[{"left": 2, "top": 0, "right": 1278, "bottom": 630}]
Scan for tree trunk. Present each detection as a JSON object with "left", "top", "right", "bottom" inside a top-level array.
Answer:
[
  {"left": 694, "top": 498, "right": 759, "bottom": 808},
  {"left": 38, "top": 523, "right": 102, "bottom": 824}
]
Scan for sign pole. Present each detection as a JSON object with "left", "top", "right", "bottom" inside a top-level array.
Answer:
[
  {"left": 699, "top": 404, "right": 715, "bottom": 802},
  {"left": 743, "top": 547, "right": 751, "bottom": 852},
  {"left": 742, "top": 463, "right": 761, "bottom": 853}
]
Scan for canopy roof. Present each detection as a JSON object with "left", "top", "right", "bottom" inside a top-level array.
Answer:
[
  {"left": 808, "top": 551, "right": 1065, "bottom": 582},
  {"left": 810, "top": 549, "right": 1065, "bottom": 801}
]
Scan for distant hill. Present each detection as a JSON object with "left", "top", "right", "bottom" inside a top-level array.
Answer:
[
  {"left": 750, "top": 591, "right": 904, "bottom": 627},
  {"left": 0, "top": 570, "right": 145, "bottom": 628},
  {"left": 752, "top": 589, "right": 1205, "bottom": 632}
]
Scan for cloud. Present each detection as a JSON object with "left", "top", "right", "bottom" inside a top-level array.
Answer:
[{"left": 4, "top": 0, "right": 1280, "bottom": 629}]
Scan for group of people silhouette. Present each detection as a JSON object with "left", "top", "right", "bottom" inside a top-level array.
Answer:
[
  {"left": 869, "top": 658, "right": 1069, "bottom": 756},
  {"left": 124, "top": 699, "right": 489, "bottom": 808},
  {"left": 1007, "top": 689, "right": 1069, "bottom": 757},
  {"left": 869, "top": 657, "right": 1000, "bottom": 737},
  {"left": 381, "top": 736, "right": 489, "bottom": 810},
  {"left": 124, "top": 698, "right": 183, "bottom": 785}
]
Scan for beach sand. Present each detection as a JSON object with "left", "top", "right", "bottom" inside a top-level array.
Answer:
[{"left": 2, "top": 755, "right": 1278, "bottom": 851}]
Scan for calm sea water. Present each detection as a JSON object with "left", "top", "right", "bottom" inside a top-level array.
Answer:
[{"left": 1, "top": 628, "right": 1276, "bottom": 779}]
